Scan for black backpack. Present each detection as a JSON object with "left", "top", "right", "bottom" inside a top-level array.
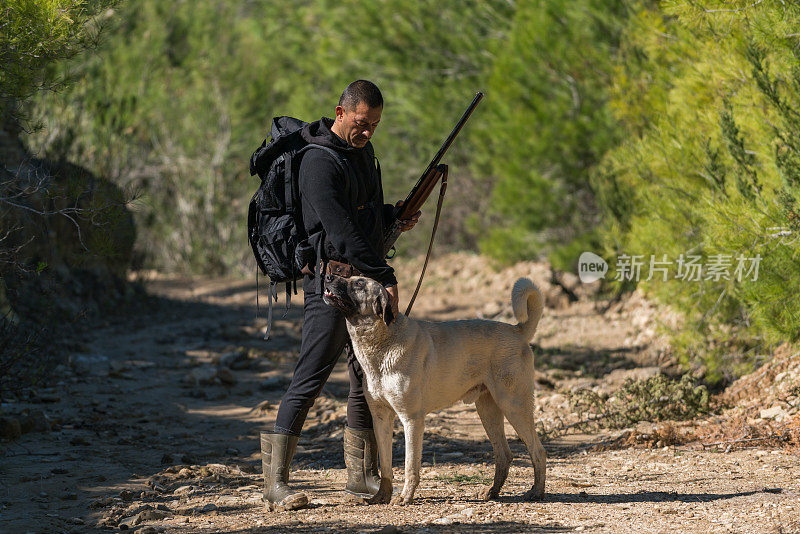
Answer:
[{"left": 248, "top": 116, "right": 351, "bottom": 338}]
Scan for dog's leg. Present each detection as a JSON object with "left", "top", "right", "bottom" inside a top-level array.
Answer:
[
  {"left": 475, "top": 392, "right": 511, "bottom": 501},
  {"left": 495, "top": 393, "right": 546, "bottom": 500},
  {"left": 367, "top": 405, "right": 395, "bottom": 504},
  {"left": 392, "top": 414, "right": 424, "bottom": 505}
]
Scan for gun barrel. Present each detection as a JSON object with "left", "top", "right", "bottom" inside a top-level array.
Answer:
[{"left": 419, "top": 92, "right": 483, "bottom": 184}]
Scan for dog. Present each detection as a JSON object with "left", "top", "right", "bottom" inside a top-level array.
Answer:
[{"left": 323, "top": 274, "right": 546, "bottom": 505}]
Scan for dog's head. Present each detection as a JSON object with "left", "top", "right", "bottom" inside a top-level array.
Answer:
[{"left": 323, "top": 275, "right": 395, "bottom": 325}]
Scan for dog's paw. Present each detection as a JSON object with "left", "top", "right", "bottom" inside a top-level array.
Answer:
[
  {"left": 367, "top": 479, "right": 393, "bottom": 505},
  {"left": 522, "top": 487, "right": 544, "bottom": 501},
  {"left": 478, "top": 487, "right": 500, "bottom": 501},
  {"left": 367, "top": 490, "right": 391, "bottom": 505},
  {"left": 390, "top": 494, "right": 413, "bottom": 506}
]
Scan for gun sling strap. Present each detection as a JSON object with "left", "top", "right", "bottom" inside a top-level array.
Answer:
[{"left": 404, "top": 164, "right": 447, "bottom": 317}]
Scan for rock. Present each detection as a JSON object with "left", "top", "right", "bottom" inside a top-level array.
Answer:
[
  {"left": 173, "top": 485, "right": 194, "bottom": 495},
  {"left": 108, "top": 360, "right": 130, "bottom": 377},
  {"left": 432, "top": 517, "right": 455, "bottom": 525},
  {"left": 259, "top": 376, "right": 288, "bottom": 390},
  {"left": 199, "top": 503, "right": 218, "bottom": 512},
  {"left": 118, "top": 515, "right": 137, "bottom": 530},
  {"left": 377, "top": 526, "right": 401, "bottom": 534},
  {"left": 177, "top": 468, "right": 193, "bottom": 478},
  {"left": 69, "top": 354, "right": 110, "bottom": 377},
  {"left": 182, "top": 366, "right": 218, "bottom": 386},
  {"left": 119, "top": 489, "right": 135, "bottom": 501},
  {"left": 117, "top": 509, "right": 170, "bottom": 530},
  {"left": 215, "top": 367, "right": 236, "bottom": 386},
  {"left": 19, "top": 410, "right": 50, "bottom": 434},
  {"left": 0, "top": 416, "right": 22, "bottom": 440},
  {"left": 460, "top": 507, "right": 475, "bottom": 518},
  {"left": 217, "top": 351, "right": 247, "bottom": 369},
  {"left": 136, "top": 509, "right": 171, "bottom": 522},
  {"left": 760, "top": 405, "right": 787, "bottom": 420},
  {"left": 69, "top": 436, "right": 90, "bottom": 446}
]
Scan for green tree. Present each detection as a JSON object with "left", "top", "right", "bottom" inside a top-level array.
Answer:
[
  {"left": 476, "top": 0, "right": 641, "bottom": 266},
  {"left": 594, "top": 0, "right": 800, "bottom": 382},
  {"left": 0, "top": 0, "right": 114, "bottom": 121}
]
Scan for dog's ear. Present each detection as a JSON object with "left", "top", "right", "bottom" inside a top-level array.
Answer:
[
  {"left": 372, "top": 289, "right": 395, "bottom": 325},
  {"left": 383, "top": 297, "right": 395, "bottom": 325}
]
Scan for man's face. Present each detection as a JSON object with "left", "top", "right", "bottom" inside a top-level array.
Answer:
[{"left": 334, "top": 102, "right": 382, "bottom": 148}]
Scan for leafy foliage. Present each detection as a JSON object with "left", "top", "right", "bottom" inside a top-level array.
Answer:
[
  {"left": 0, "top": 0, "right": 114, "bottom": 121},
  {"left": 24, "top": 0, "right": 518, "bottom": 272},
  {"left": 593, "top": 0, "right": 800, "bottom": 380},
  {"left": 477, "top": 0, "right": 639, "bottom": 267},
  {"left": 12, "top": 0, "right": 800, "bottom": 382}
]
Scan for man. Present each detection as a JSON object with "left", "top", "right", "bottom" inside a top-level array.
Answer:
[{"left": 261, "top": 80, "right": 420, "bottom": 511}]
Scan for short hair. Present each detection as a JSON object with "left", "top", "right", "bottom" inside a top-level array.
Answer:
[{"left": 338, "top": 80, "right": 383, "bottom": 110}]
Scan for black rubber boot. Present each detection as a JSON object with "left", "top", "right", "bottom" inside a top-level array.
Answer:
[
  {"left": 261, "top": 431, "right": 309, "bottom": 511},
  {"left": 343, "top": 427, "right": 381, "bottom": 499}
]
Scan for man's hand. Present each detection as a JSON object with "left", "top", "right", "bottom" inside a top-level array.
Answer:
[
  {"left": 395, "top": 200, "right": 421, "bottom": 232},
  {"left": 385, "top": 284, "right": 399, "bottom": 317}
]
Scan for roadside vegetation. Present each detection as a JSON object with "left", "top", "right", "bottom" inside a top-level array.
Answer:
[{"left": 4, "top": 0, "right": 800, "bottom": 385}]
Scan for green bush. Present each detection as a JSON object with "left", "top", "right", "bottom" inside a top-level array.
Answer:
[
  {"left": 592, "top": 1, "right": 800, "bottom": 379},
  {"left": 569, "top": 374, "right": 710, "bottom": 430}
]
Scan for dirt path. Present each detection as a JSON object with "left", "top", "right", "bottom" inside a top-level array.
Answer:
[{"left": 2, "top": 254, "right": 799, "bottom": 533}]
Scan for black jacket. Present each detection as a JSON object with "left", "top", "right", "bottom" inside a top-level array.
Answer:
[{"left": 298, "top": 117, "right": 397, "bottom": 289}]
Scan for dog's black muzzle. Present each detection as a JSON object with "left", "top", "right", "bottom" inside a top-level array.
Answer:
[{"left": 322, "top": 275, "right": 355, "bottom": 313}]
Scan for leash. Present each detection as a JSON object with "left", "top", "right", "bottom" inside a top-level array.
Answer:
[{"left": 405, "top": 164, "right": 448, "bottom": 317}]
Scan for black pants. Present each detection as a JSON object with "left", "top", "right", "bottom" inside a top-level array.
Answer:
[{"left": 273, "top": 276, "right": 373, "bottom": 436}]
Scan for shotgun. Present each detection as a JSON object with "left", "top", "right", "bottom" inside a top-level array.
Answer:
[{"left": 382, "top": 91, "right": 484, "bottom": 256}]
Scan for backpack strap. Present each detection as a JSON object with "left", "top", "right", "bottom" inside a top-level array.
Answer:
[
  {"left": 263, "top": 280, "right": 278, "bottom": 341},
  {"left": 299, "top": 144, "right": 356, "bottom": 208}
]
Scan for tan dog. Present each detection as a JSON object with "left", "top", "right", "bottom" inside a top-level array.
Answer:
[{"left": 323, "top": 275, "right": 546, "bottom": 505}]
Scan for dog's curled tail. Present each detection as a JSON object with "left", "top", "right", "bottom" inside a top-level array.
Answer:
[{"left": 512, "top": 278, "right": 544, "bottom": 342}]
